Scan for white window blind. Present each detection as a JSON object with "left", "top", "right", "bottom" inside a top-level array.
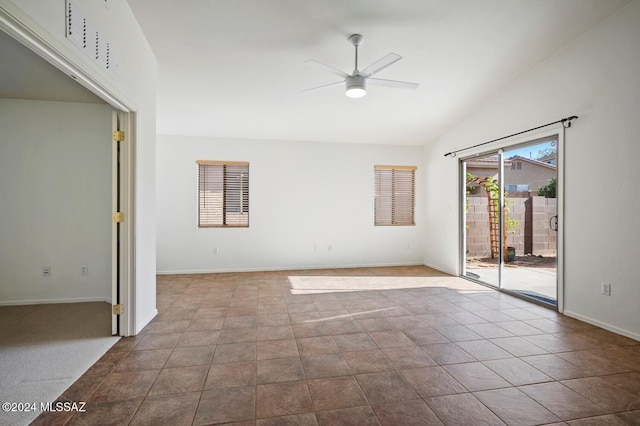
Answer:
[
  {"left": 374, "top": 165, "right": 416, "bottom": 226},
  {"left": 197, "top": 160, "right": 249, "bottom": 227}
]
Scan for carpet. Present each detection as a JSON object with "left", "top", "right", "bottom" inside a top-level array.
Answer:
[{"left": 0, "top": 302, "right": 119, "bottom": 426}]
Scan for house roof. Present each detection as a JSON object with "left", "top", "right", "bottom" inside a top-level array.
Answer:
[{"left": 466, "top": 155, "right": 556, "bottom": 170}]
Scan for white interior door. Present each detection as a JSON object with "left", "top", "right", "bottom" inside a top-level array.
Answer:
[
  {"left": 111, "top": 111, "right": 132, "bottom": 335},
  {"left": 111, "top": 112, "right": 119, "bottom": 335}
]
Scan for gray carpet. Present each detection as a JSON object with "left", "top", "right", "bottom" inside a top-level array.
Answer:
[{"left": 0, "top": 302, "right": 119, "bottom": 426}]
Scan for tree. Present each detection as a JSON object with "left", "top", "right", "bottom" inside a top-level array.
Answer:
[
  {"left": 538, "top": 177, "right": 556, "bottom": 198},
  {"left": 536, "top": 146, "right": 557, "bottom": 159},
  {"left": 466, "top": 172, "right": 520, "bottom": 236}
]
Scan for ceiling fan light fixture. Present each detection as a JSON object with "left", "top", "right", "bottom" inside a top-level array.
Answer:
[
  {"left": 346, "top": 75, "right": 366, "bottom": 98},
  {"left": 346, "top": 87, "right": 366, "bottom": 98},
  {"left": 303, "top": 34, "right": 419, "bottom": 97}
]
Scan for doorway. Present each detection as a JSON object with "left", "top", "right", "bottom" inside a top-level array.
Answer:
[
  {"left": 0, "top": 25, "right": 131, "bottom": 331},
  {"left": 0, "top": 19, "right": 134, "bottom": 424},
  {"left": 461, "top": 135, "right": 560, "bottom": 307}
]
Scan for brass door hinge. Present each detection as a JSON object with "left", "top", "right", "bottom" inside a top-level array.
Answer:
[
  {"left": 112, "top": 304, "right": 124, "bottom": 315},
  {"left": 112, "top": 130, "right": 125, "bottom": 142},
  {"left": 112, "top": 212, "right": 125, "bottom": 223}
]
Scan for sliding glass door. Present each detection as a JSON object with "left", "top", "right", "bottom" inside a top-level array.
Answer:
[
  {"left": 462, "top": 151, "right": 501, "bottom": 288},
  {"left": 462, "top": 137, "right": 559, "bottom": 306}
]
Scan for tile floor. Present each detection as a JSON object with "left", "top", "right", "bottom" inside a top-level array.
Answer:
[{"left": 34, "top": 266, "right": 640, "bottom": 425}]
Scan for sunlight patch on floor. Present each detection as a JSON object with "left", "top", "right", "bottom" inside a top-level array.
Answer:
[
  {"left": 299, "top": 307, "right": 399, "bottom": 323},
  {"left": 287, "top": 275, "right": 494, "bottom": 295}
]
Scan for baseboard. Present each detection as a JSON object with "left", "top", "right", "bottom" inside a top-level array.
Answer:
[
  {"left": 156, "top": 261, "right": 425, "bottom": 276},
  {"left": 563, "top": 310, "right": 640, "bottom": 342},
  {"left": 0, "top": 297, "right": 111, "bottom": 306},
  {"left": 422, "top": 261, "right": 456, "bottom": 276},
  {"left": 136, "top": 308, "right": 158, "bottom": 335}
]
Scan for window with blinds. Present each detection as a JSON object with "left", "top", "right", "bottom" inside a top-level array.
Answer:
[
  {"left": 374, "top": 165, "right": 416, "bottom": 226},
  {"left": 197, "top": 160, "right": 249, "bottom": 227}
]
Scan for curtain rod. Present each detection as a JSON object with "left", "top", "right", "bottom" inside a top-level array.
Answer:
[{"left": 443, "top": 115, "right": 578, "bottom": 157}]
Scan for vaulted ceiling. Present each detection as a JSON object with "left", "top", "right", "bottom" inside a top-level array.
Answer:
[
  {"left": 0, "top": 1, "right": 631, "bottom": 143},
  {"left": 127, "top": 0, "right": 629, "bottom": 145}
]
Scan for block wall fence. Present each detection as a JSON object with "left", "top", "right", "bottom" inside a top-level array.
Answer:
[{"left": 466, "top": 196, "right": 557, "bottom": 258}]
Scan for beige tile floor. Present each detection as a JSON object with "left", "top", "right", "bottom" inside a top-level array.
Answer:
[{"left": 34, "top": 266, "right": 640, "bottom": 425}]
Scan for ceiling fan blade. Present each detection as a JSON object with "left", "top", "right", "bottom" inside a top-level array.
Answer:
[
  {"left": 360, "top": 53, "right": 402, "bottom": 77},
  {"left": 367, "top": 78, "right": 419, "bottom": 90},
  {"left": 304, "top": 60, "right": 349, "bottom": 79},
  {"left": 301, "top": 80, "right": 344, "bottom": 93}
]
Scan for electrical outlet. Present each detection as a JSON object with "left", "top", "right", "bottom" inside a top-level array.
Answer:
[
  {"left": 213, "top": 247, "right": 219, "bottom": 255},
  {"left": 42, "top": 266, "right": 51, "bottom": 277},
  {"left": 328, "top": 244, "right": 333, "bottom": 251},
  {"left": 81, "top": 265, "right": 88, "bottom": 275},
  {"left": 601, "top": 282, "right": 611, "bottom": 296}
]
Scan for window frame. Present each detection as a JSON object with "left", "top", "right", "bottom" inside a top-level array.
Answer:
[
  {"left": 374, "top": 164, "right": 416, "bottom": 226},
  {"left": 197, "top": 160, "right": 249, "bottom": 228}
]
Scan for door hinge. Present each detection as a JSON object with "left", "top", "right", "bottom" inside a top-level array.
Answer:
[
  {"left": 112, "top": 304, "right": 124, "bottom": 315},
  {"left": 112, "top": 212, "right": 125, "bottom": 223},
  {"left": 112, "top": 130, "right": 125, "bottom": 142}
]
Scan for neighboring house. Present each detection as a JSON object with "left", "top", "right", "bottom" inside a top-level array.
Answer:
[
  {"left": 504, "top": 156, "right": 556, "bottom": 196},
  {"left": 465, "top": 157, "right": 499, "bottom": 181},
  {"left": 466, "top": 155, "right": 556, "bottom": 197}
]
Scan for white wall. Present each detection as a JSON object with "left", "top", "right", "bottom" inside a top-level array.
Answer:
[
  {"left": 157, "top": 135, "right": 425, "bottom": 273},
  {"left": 424, "top": 0, "right": 640, "bottom": 340},
  {"left": 1, "top": 0, "right": 157, "bottom": 333},
  {"left": 0, "top": 99, "right": 112, "bottom": 304}
]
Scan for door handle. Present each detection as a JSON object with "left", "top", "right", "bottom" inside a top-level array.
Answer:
[{"left": 550, "top": 215, "right": 558, "bottom": 232}]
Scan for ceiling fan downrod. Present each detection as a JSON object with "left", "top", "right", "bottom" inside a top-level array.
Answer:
[{"left": 349, "top": 34, "right": 363, "bottom": 72}]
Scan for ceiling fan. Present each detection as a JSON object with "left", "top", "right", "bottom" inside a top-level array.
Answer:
[{"left": 303, "top": 34, "right": 419, "bottom": 98}]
